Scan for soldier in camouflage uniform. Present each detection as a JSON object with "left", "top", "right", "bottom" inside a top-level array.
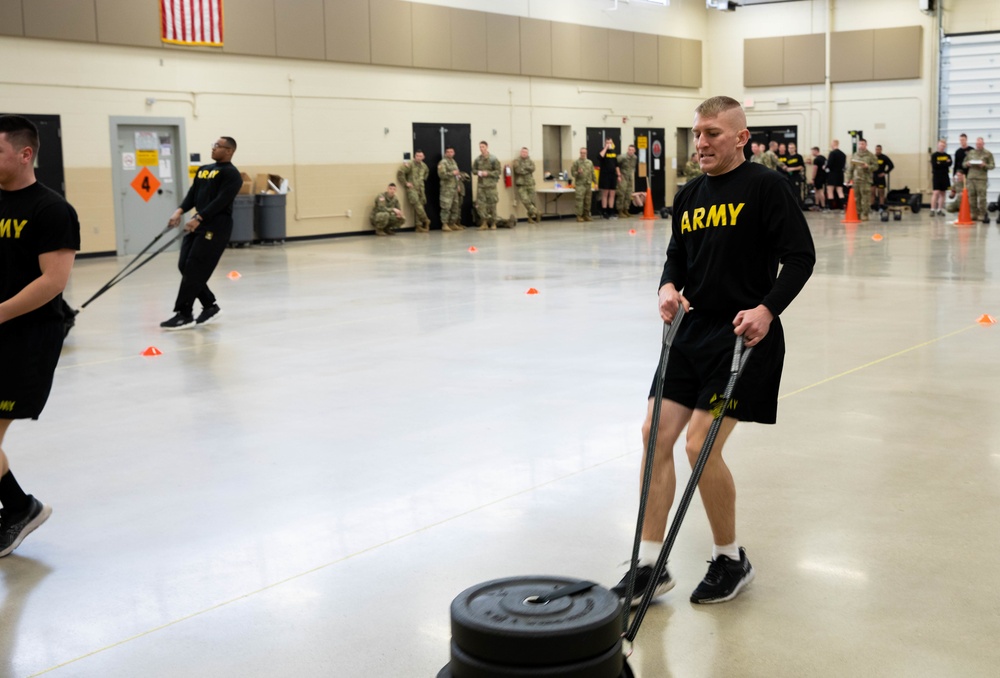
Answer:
[
  {"left": 512, "top": 147, "right": 539, "bottom": 223},
  {"left": 616, "top": 144, "right": 638, "bottom": 218},
  {"left": 397, "top": 150, "right": 431, "bottom": 232},
  {"left": 845, "top": 138, "right": 878, "bottom": 221},
  {"left": 370, "top": 183, "right": 405, "bottom": 236},
  {"left": 472, "top": 141, "right": 501, "bottom": 230},
  {"left": 570, "top": 147, "right": 595, "bottom": 222},
  {"left": 963, "top": 137, "right": 996, "bottom": 223},
  {"left": 438, "top": 146, "right": 464, "bottom": 231},
  {"left": 682, "top": 153, "right": 703, "bottom": 179}
]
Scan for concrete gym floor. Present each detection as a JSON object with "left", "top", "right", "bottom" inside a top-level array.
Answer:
[{"left": 1, "top": 210, "right": 998, "bottom": 677}]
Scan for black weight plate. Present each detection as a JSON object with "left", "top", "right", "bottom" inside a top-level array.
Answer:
[
  {"left": 449, "top": 639, "right": 623, "bottom": 678},
  {"left": 451, "top": 576, "right": 621, "bottom": 667},
  {"left": 908, "top": 195, "right": 921, "bottom": 213},
  {"left": 894, "top": 212, "right": 902, "bottom": 221}
]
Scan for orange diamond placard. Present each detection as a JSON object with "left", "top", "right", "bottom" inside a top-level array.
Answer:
[{"left": 130, "top": 167, "right": 161, "bottom": 202}]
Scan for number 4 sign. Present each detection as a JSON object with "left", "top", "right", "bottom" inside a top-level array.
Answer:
[{"left": 130, "top": 167, "right": 161, "bottom": 202}]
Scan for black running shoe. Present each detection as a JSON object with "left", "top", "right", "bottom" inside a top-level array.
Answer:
[
  {"left": 0, "top": 496, "right": 52, "bottom": 558},
  {"left": 690, "top": 547, "right": 755, "bottom": 604},
  {"left": 195, "top": 304, "right": 222, "bottom": 325},
  {"left": 611, "top": 564, "right": 675, "bottom": 607},
  {"left": 160, "top": 313, "right": 195, "bottom": 330}
]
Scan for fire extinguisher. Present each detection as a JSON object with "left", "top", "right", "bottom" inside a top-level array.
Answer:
[{"left": 504, "top": 164, "right": 513, "bottom": 188}]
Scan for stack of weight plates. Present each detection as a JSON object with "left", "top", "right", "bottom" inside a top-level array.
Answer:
[{"left": 437, "top": 575, "right": 632, "bottom": 678}]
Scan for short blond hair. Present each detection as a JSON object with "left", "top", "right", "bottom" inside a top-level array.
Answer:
[{"left": 695, "top": 96, "right": 742, "bottom": 118}]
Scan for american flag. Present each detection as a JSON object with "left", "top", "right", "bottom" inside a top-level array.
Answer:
[{"left": 161, "top": 0, "right": 224, "bottom": 47}]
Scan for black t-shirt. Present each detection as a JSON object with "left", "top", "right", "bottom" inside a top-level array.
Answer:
[
  {"left": 599, "top": 152, "right": 618, "bottom": 177},
  {"left": 826, "top": 148, "right": 846, "bottom": 173},
  {"left": 785, "top": 154, "right": 805, "bottom": 179},
  {"left": 931, "top": 151, "right": 952, "bottom": 178},
  {"left": 0, "top": 182, "right": 81, "bottom": 327},
  {"left": 812, "top": 154, "right": 826, "bottom": 180},
  {"left": 179, "top": 161, "right": 243, "bottom": 225},
  {"left": 660, "top": 161, "right": 816, "bottom": 318},
  {"left": 954, "top": 146, "right": 969, "bottom": 176},
  {"left": 875, "top": 153, "right": 894, "bottom": 179}
]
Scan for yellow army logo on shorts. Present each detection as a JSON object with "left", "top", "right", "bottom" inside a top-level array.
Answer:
[
  {"left": 0, "top": 219, "right": 27, "bottom": 239},
  {"left": 205, "top": 231, "right": 213, "bottom": 240},
  {"left": 0, "top": 400, "right": 16, "bottom": 412},
  {"left": 709, "top": 393, "right": 737, "bottom": 419},
  {"left": 196, "top": 169, "right": 220, "bottom": 180},
  {"left": 679, "top": 203, "right": 745, "bottom": 234}
]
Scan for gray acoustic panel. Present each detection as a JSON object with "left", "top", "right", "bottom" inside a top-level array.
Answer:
[
  {"left": 223, "top": 0, "right": 277, "bottom": 56},
  {"left": 412, "top": 2, "right": 450, "bottom": 70},
  {"left": 24, "top": 0, "right": 97, "bottom": 43},
  {"left": 634, "top": 32, "right": 658, "bottom": 85},
  {"left": 580, "top": 26, "right": 609, "bottom": 82},
  {"left": 0, "top": 0, "right": 22, "bottom": 36},
  {"left": 744, "top": 36, "right": 783, "bottom": 87},
  {"left": 370, "top": 0, "right": 412, "bottom": 67},
  {"left": 95, "top": 0, "right": 159, "bottom": 47},
  {"left": 520, "top": 17, "right": 552, "bottom": 77},
  {"left": 451, "top": 8, "right": 487, "bottom": 72},
  {"left": 658, "top": 35, "right": 681, "bottom": 86},
  {"left": 873, "top": 26, "right": 922, "bottom": 80},
  {"left": 551, "top": 21, "right": 581, "bottom": 80},
  {"left": 831, "top": 29, "right": 873, "bottom": 82},
  {"left": 486, "top": 13, "right": 519, "bottom": 74},
  {"left": 608, "top": 29, "right": 634, "bottom": 83},
  {"left": 276, "top": 0, "right": 325, "bottom": 60},
  {"left": 326, "top": 0, "right": 370, "bottom": 63},
  {"left": 783, "top": 34, "right": 824, "bottom": 85},
  {"left": 680, "top": 38, "right": 702, "bottom": 88}
]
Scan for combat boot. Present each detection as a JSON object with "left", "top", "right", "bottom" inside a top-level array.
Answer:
[
  {"left": 619, "top": 210, "right": 631, "bottom": 219},
  {"left": 441, "top": 224, "right": 454, "bottom": 232},
  {"left": 478, "top": 221, "right": 489, "bottom": 230},
  {"left": 576, "top": 216, "right": 585, "bottom": 222},
  {"left": 489, "top": 220, "right": 496, "bottom": 230},
  {"left": 583, "top": 214, "right": 593, "bottom": 222}
]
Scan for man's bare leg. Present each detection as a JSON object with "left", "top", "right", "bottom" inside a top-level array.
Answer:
[
  {"left": 639, "top": 398, "right": 693, "bottom": 543},
  {"left": 683, "top": 410, "right": 739, "bottom": 546}
]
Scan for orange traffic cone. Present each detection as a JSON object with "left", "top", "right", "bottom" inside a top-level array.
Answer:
[
  {"left": 227, "top": 270, "right": 241, "bottom": 280},
  {"left": 977, "top": 314, "right": 997, "bottom": 325},
  {"left": 141, "top": 346, "right": 162, "bottom": 356},
  {"left": 842, "top": 187, "right": 861, "bottom": 224},
  {"left": 526, "top": 288, "right": 539, "bottom": 295},
  {"left": 641, "top": 186, "right": 656, "bottom": 220},
  {"left": 468, "top": 246, "right": 478, "bottom": 253},
  {"left": 871, "top": 233, "right": 883, "bottom": 242},
  {"left": 953, "top": 188, "right": 975, "bottom": 226}
]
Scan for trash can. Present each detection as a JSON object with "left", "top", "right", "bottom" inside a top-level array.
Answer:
[
  {"left": 230, "top": 195, "right": 254, "bottom": 247},
  {"left": 254, "top": 193, "right": 287, "bottom": 242}
]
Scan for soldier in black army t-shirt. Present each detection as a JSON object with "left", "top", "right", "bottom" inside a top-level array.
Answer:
[
  {"left": 161, "top": 137, "right": 242, "bottom": 330},
  {"left": 0, "top": 115, "right": 80, "bottom": 557}
]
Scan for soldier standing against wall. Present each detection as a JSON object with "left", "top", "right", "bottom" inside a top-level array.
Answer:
[
  {"left": 512, "top": 147, "right": 539, "bottom": 224},
  {"left": 571, "top": 147, "right": 595, "bottom": 223},
  {"left": 370, "top": 183, "right": 405, "bottom": 236},
  {"left": 472, "top": 141, "right": 501, "bottom": 230},
  {"left": 846, "top": 138, "right": 877, "bottom": 221},
  {"left": 683, "top": 153, "right": 703, "bottom": 179},
  {"left": 397, "top": 150, "right": 430, "bottom": 233},
  {"left": 825, "top": 140, "right": 847, "bottom": 210},
  {"left": 616, "top": 144, "right": 638, "bottom": 218},
  {"left": 963, "top": 137, "right": 995, "bottom": 224},
  {"left": 438, "top": 147, "right": 464, "bottom": 232}
]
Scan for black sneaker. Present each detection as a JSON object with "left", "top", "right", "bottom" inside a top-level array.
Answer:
[
  {"left": 611, "top": 564, "right": 675, "bottom": 607},
  {"left": 195, "top": 304, "right": 222, "bottom": 325},
  {"left": 0, "top": 496, "right": 52, "bottom": 558},
  {"left": 160, "top": 313, "right": 195, "bottom": 331},
  {"left": 690, "top": 547, "right": 755, "bottom": 604}
]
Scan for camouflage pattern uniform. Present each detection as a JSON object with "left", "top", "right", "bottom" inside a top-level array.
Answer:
[
  {"left": 963, "top": 147, "right": 996, "bottom": 221},
  {"left": 846, "top": 148, "right": 878, "bottom": 220},
  {"left": 683, "top": 159, "right": 703, "bottom": 179},
  {"left": 397, "top": 159, "right": 430, "bottom": 232},
  {"left": 370, "top": 191, "right": 405, "bottom": 235},
  {"left": 761, "top": 150, "right": 780, "bottom": 171},
  {"left": 616, "top": 152, "right": 638, "bottom": 217},
  {"left": 512, "top": 156, "right": 539, "bottom": 223},
  {"left": 438, "top": 155, "right": 463, "bottom": 231},
  {"left": 472, "top": 152, "right": 501, "bottom": 229},
  {"left": 570, "top": 157, "right": 595, "bottom": 221}
]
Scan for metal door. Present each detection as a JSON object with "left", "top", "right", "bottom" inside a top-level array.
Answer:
[
  {"left": 412, "top": 123, "right": 473, "bottom": 229},
  {"left": 635, "top": 128, "right": 666, "bottom": 210}
]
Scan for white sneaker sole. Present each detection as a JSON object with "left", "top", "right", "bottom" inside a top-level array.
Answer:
[
  {"left": 0, "top": 503, "right": 52, "bottom": 557},
  {"left": 691, "top": 566, "right": 755, "bottom": 605},
  {"left": 162, "top": 322, "right": 195, "bottom": 331}
]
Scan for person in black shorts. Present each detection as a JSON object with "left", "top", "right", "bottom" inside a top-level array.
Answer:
[
  {"left": 930, "top": 139, "right": 952, "bottom": 216},
  {"left": 0, "top": 115, "right": 80, "bottom": 557},
  {"left": 597, "top": 137, "right": 620, "bottom": 220},
  {"left": 810, "top": 146, "right": 826, "bottom": 210},
  {"left": 872, "top": 145, "right": 894, "bottom": 211},
  {"left": 825, "top": 139, "right": 846, "bottom": 210},
  {"left": 611, "top": 96, "right": 815, "bottom": 606},
  {"left": 160, "top": 137, "right": 242, "bottom": 330}
]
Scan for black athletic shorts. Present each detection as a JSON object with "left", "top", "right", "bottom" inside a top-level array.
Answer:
[
  {"left": 932, "top": 174, "right": 950, "bottom": 191},
  {"left": 648, "top": 311, "right": 785, "bottom": 424},
  {"left": 826, "top": 170, "right": 844, "bottom": 186},
  {"left": 0, "top": 320, "right": 65, "bottom": 420}
]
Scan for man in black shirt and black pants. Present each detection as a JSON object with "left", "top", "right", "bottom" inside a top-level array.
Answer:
[
  {"left": 611, "top": 96, "right": 815, "bottom": 606},
  {"left": 826, "top": 139, "right": 847, "bottom": 210},
  {"left": 161, "top": 137, "right": 242, "bottom": 330},
  {"left": 0, "top": 115, "right": 80, "bottom": 556}
]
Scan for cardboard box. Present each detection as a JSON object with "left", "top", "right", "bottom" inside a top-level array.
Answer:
[
  {"left": 253, "top": 173, "right": 288, "bottom": 195},
  {"left": 238, "top": 172, "right": 253, "bottom": 195}
]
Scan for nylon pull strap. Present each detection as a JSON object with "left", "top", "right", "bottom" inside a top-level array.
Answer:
[{"left": 534, "top": 580, "right": 597, "bottom": 604}]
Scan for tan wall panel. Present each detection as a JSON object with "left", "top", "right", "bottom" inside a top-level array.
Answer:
[
  {"left": 24, "top": 0, "right": 97, "bottom": 43},
  {"left": 325, "top": 0, "right": 370, "bottom": 64},
  {"left": 520, "top": 18, "right": 552, "bottom": 77},
  {"left": 275, "top": 0, "right": 325, "bottom": 60},
  {"left": 412, "top": 3, "right": 450, "bottom": 70},
  {"left": 634, "top": 32, "right": 657, "bottom": 85},
  {"left": 66, "top": 168, "right": 116, "bottom": 254},
  {"left": 680, "top": 38, "right": 701, "bottom": 88},
  {"left": 873, "top": 26, "right": 921, "bottom": 81},
  {"left": 783, "top": 34, "right": 823, "bottom": 85},
  {"left": 831, "top": 29, "right": 873, "bottom": 83},
  {"left": 551, "top": 22, "right": 581, "bottom": 80},
  {"left": 744, "top": 37, "right": 783, "bottom": 87},
  {"left": 0, "top": 0, "right": 23, "bottom": 36},
  {"left": 580, "top": 26, "right": 608, "bottom": 82},
  {"left": 451, "top": 8, "right": 486, "bottom": 72},
  {"left": 658, "top": 35, "right": 681, "bottom": 87},
  {"left": 486, "top": 13, "right": 519, "bottom": 75},
  {"left": 95, "top": 0, "right": 160, "bottom": 48},
  {"left": 608, "top": 29, "right": 633, "bottom": 83},
  {"left": 370, "top": 0, "right": 412, "bottom": 67},
  {"left": 223, "top": 0, "right": 276, "bottom": 57}
]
